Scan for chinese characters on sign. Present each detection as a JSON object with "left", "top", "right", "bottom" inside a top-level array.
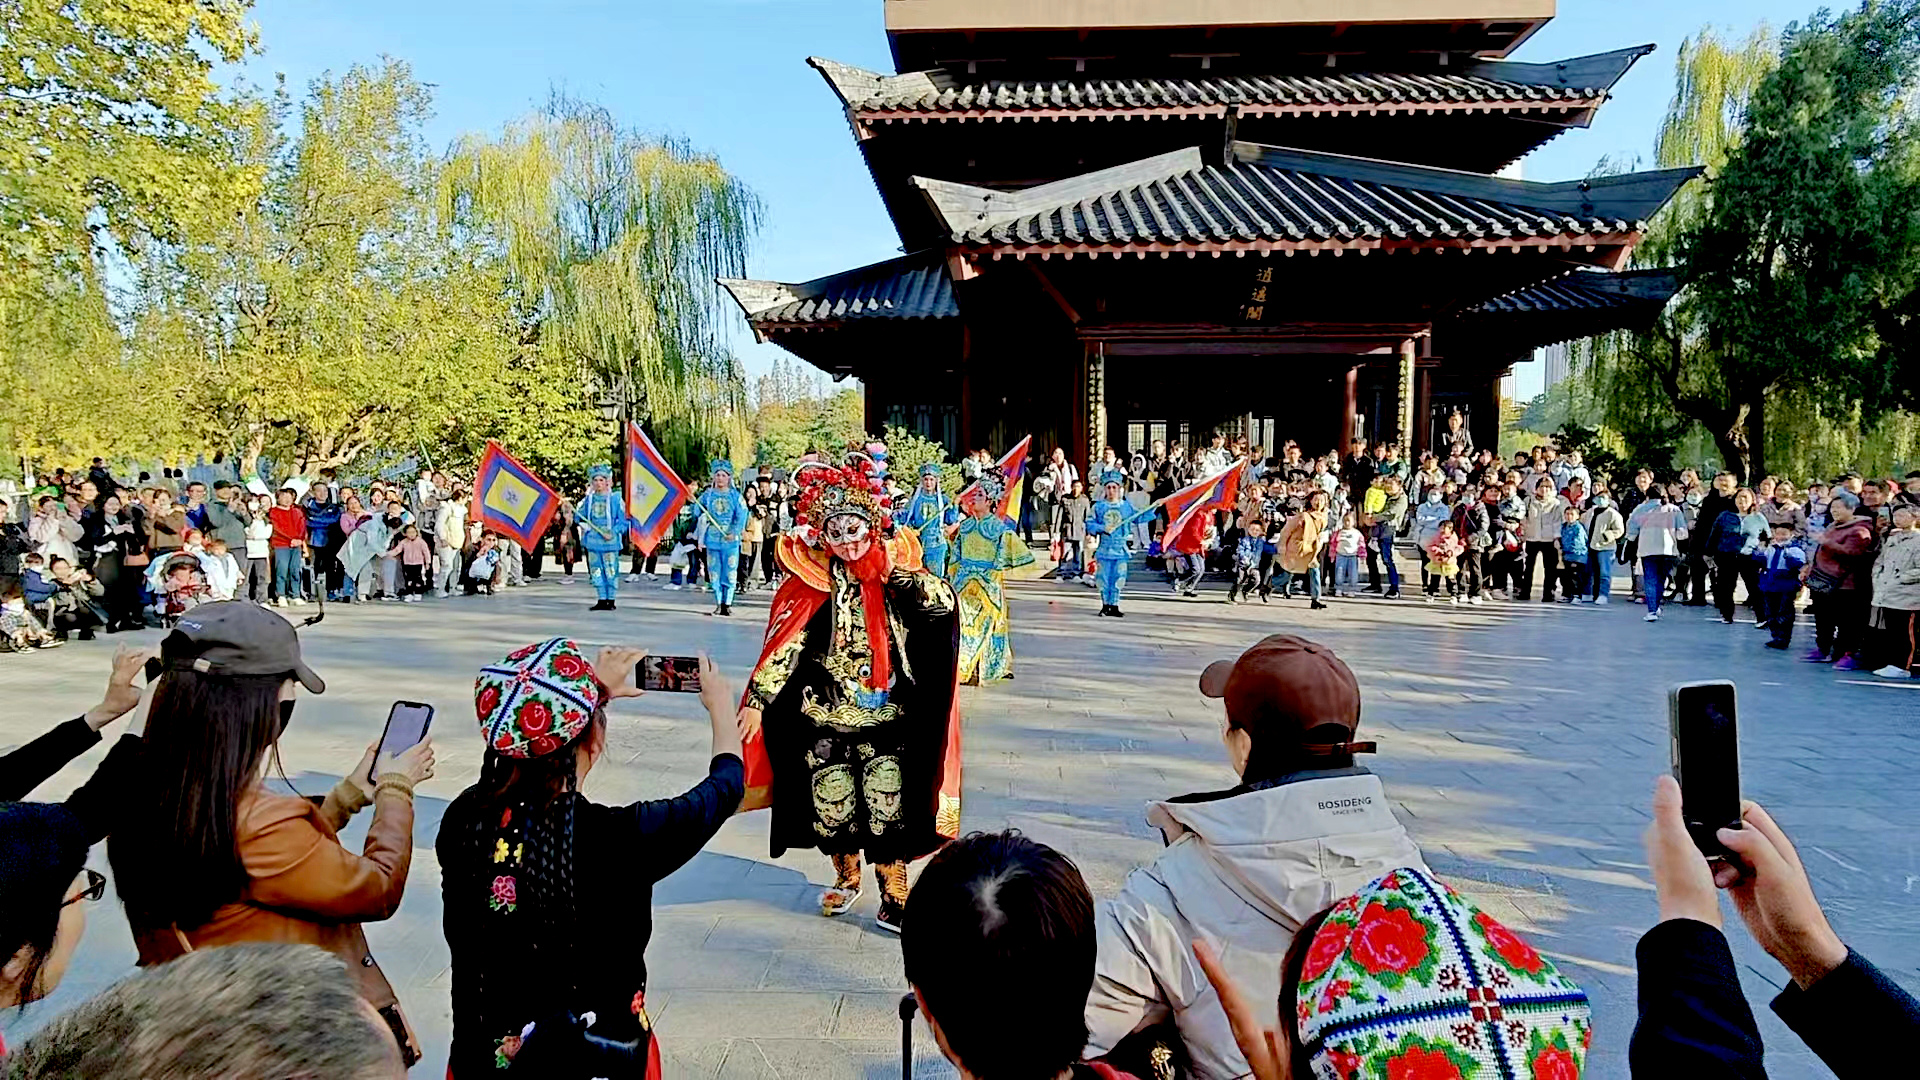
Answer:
[{"left": 1240, "top": 265, "right": 1272, "bottom": 322}]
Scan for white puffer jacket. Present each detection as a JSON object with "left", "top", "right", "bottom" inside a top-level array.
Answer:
[{"left": 1084, "top": 772, "right": 1427, "bottom": 1079}]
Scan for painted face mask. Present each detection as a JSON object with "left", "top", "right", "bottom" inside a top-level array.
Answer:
[{"left": 823, "top": 513, "right": 872, "bottom": 562}]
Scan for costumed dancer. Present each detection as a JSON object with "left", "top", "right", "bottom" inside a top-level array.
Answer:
[
  {"left": 697, "top": 459, "right": 749, "bottom": 617},
  {"left": 947, "top": 473, "right": 1034, "bottom": 684},
  {"left": 894, "top": 462, "right": 958, "bottom": 574},
  {"left": 577, "top": 464, "right": 629, "bottom": 612},
  {"left": 1086, "top": 466, "right": 1140, "bottom": 617},
  {"left": 735, "top": 446, "right": 962, "bottom": 933}
]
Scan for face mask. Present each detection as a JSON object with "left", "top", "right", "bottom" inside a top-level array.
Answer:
[
  {"left": 1593, "top": 497, "right": 1609, "bottom": 509},
  {"left": 1686, "top": 493, "right": 1703, "bottom": 506},
  {"left": 1427, "top": 491, "right": 1442, "bottom": 503}
]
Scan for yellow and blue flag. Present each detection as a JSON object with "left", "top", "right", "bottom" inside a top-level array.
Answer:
[
  {"left": 474, "top": 440, "right": 559, "bottom": 550},
  {"left": 625, "top": 421, "right": 691, "bottom": 556}
]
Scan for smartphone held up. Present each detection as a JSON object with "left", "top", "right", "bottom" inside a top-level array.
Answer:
[
  {"left": 369, "top": 701, "right": 435, "bottom": 785},
  {"left": 1668, "top": 680, "right": 1741, "bottom": 860},
  {"left": 637, "top": 655, "right": 703, "bottom": 693}
]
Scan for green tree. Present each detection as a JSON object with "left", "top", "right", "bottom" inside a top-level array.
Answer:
[
  {"left": 441, "top": 95, "right": 761, "bottom": 467},
  {"left": 1677, "top": 2, "right": 1920, "bottom": 480}
]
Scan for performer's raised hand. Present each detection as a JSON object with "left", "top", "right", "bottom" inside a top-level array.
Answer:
[{"left": 596, "top": 646, "right": 650, "bottom": 701}]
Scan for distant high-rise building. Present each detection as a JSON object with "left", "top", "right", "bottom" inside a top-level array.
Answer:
[{"left": 1542, "top": 342, "right": 1572, "bottom": 390}]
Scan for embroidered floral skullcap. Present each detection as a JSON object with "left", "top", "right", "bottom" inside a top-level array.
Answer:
[
  {"left": 474, "top": 638, "right": 602, "bottom": 759},
  {"left": 1295, "top": 867, "right": 1590, "bottom": 1080}
]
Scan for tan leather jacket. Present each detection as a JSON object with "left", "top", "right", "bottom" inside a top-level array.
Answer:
[{"left": 128, "top": 778, "right": 419, "bottom": 1058}]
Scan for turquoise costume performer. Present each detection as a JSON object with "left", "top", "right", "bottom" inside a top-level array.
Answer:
[
  {"left": 1087, "top": 466, "right": 1142, "bottom": 617},
  {"left": 697, "top": 459, "right": 750, "bottom": 617},
  {"left": 947, "top": 474, "right": 1034, "bottom": 684},
  {"left": 578, "top": 463, "right": 629, "bottom": 611},
  {"left": 894, "top": 462, "right": 958, "bottom": 574}
]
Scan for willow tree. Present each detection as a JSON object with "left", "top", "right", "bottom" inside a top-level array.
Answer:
[
  {"left": 441, "top": 95, "right": 762, "bottom": 471},
  {"left": 1580, "top": 27, "right": 1779, "bottom": 477}
]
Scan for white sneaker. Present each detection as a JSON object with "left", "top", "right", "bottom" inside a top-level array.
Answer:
[
  {"left": 664, "top": 583, "right": 681, "bottom": 591},
  {"left": 289, "top": 598, "right": 307, "bottom": 606},
  {"left": 1874, "top": 665, "right": 1913, "bottom": 679},
  {"left": 1083, "top": 577, "right": 1099, "bottom": 589},
  {"left": 1595, "top": 595, "right": 1610, "bottom": 605},
  {"left": 626, "top": 574, "right": 643, "bottom": 583},
  {"left": 1469, "top": 596, "right": 1483, "bottom": 606},
  {"left": 271, "top": 598, "right": 286, "bottom": 608},
  {"left": 439, "top": 589, "right": 452, "bottom": 598},
  {"left": 1423, "top": 595, "right": 1435, "bottom": 603},
  {"left": 1448, "top": 596, "right": 1461, "bottom": 606},
  {"left": 1645, "top": 612, "right": 1660, "bottom": 622}
]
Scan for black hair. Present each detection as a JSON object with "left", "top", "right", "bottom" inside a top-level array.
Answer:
[
  {"left": 108, "top": 666, "right": 290, "bottom": 929},
  {"left": 1277, "top": 906, "right": 1334, "bottom": 1079},
  {"left": 450, "top": 708, "right": 607, "bottom": 1054},
  {"left": 0, "top": 805, "right": 87, "bottom": 1010},
  {"left": 903, "top": 831, "right": 1094, "bottom": 1080}
]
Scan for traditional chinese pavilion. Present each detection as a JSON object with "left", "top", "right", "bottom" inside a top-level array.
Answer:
[{"left": 722, "top": 0, "right": 1695, "bottom": 468}]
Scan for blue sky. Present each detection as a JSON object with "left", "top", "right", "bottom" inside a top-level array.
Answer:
[{"left": 239, "top": 0, "right": 1823, "bottom": 396}]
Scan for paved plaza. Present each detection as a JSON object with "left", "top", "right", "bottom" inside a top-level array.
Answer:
[{"left": 3, "top": 566, "right": 1917, "bottom": 1079}]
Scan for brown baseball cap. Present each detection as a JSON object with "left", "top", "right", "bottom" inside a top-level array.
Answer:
[
  {"left": 162, "top": 601, "right": 326, "bottom": 693},
  {"left": 1198, "top": 634, "right": 1370, "bottom": 753}
]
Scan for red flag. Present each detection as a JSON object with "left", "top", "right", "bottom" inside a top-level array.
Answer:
[
  {"left": 1164, "top": 459, "right": 1244, "bottom": 545},
  {"left": 993, "top": 435, "right": 1031, "bottom": 522}
]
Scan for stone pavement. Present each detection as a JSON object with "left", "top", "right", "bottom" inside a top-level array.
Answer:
[{"left": 3, "top": 565, "right": 1917, "bottom": 1079}]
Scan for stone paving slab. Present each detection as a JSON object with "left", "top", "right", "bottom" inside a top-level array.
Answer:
[{"left": 2, "top": 566, "right": 1916, "bottom": 1079}]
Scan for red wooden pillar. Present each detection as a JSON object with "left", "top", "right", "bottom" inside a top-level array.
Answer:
[{"left": 1340, "top": 362, "right": 1359, "bottom": 453}]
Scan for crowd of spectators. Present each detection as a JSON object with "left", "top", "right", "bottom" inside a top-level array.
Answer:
[
  {"left": 0, "top": 461, "right": 805, "bottom": 654},
  {"left": 1015, "top": 429, "right": 1920, "bottom": 680}
]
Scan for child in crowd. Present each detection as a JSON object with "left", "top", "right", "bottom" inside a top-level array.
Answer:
[
  {"left": 201, "top": 538, "right": 242, "bottom": 602},
  {"left": 1557, "top": 504, "right": 1589, "bottom": 603},
  {"left": 1805, "top": 481, "right": 1832, "bottom": 541},
  {"left": 1423, "top": 519, "right": 1465, "bottom": 603},
  {"left": 388, "top": 523, "right": 433, "bottom": 602},
  {"left": 1756, "top": 521, "right": 1809, "bottom": 650},
  {"left": 1228, "top": 520, "right": 1265, "bottom": 603},
  {"left": 1332, "top": 512, "right": 1363, "bottom": 598},
  {"left": 22, "top": 552, "right": 54, "bottom": 611},
  {"left": 0, "top": 581, "right": 59, "bottom": 651},
  {"left": 244, "top": 495, "right": 273, "bottom": 602},
  {"left": 153, "top": 560, "right": 207, "bottom": 624}
]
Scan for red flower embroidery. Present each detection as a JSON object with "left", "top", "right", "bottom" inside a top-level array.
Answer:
[
  {"left": 507, "top": 643, "right": 538, "bottom": 661},
  {"left": 1582, "top": 1026, "right": 1593, "bottom": 1049},
  {"left": 477, "top": 684, "right": 501, "bottom": 719},
  {"left": 1474, "top": 912, "right": 1544, "bottom": 974},
  {"left": 1351, "top": 903, "right": 1431, "bottom": 976},
  {"left": 1385, "top": 1045, "right": 1463, "bottom": 1080},
  {"left": 1317, "top": 978, "right": 1353, "bottom": 1015},
  {"left": 492, "top": 730, "right": 516, "bottom": 751},
  {"left": 1326, "top": 1048, "right": 1365, "bottom": 1079},
  {"left": 1303, "top": 922, "right": 1353, "bottom": 981},
  {"left": 490, "top": 875, "right": 517, "bottom": 911},
  {"left": 528, "top": 734, "right": 560, "bottom": 757},
  {"left": 1531, "top": 1046, "right": 1579, "bottom": 1080},
  {"left": 1296, "top": 999, "right": 1314, "bottom": 1024},
  {"left": 517, "top": 697, "right": 554, "bottom": 736},
  {"left": 552, "top": 652, "right": 589, "bottom": 680}
]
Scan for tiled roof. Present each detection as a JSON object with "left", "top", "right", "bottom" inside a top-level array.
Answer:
[
  {"left": 809, "top": 47, "right": 1651, "bottom": 119},
  {"left": 914, "top": 143, "right": 1701, "bottom": 252},
  {"left": 720, "top": 252, "right": 956, "bottom": 328},
  {"left": 1467, "top": 269, "right": 1679, "bottom": 315}
]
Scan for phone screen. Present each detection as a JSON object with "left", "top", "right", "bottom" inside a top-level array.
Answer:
[
  {"left": 369, "top": 702, "right": 435, "bottom": 784},
  {"left": 1671, "top": 681, "right": 1740, "bottom": 857},
  {"left": 637, "top": 656, "right": 702, "bottom": 693}
]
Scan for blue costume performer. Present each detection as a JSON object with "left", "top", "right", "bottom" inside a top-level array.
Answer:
[
  {"left": 578, "top": 463, "right": 629, "bottom": 611},
  {"left": 947, "top": 474, "right": 1034, "bottom": 684},
  {"left": 1087, "top": 466, "right": 1143, "bottom": 617},
  {"left": 698, "top": 459, "right": 750, "bottom": 617},
  {"left": 894, "top": 462, "right": 958, "bottom": 574}
]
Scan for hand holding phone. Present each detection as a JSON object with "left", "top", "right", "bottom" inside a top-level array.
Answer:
[
  {"left": 367, "top": 701, "right": 435, "bottom": 786},
  {"left": 1669, "top": 680, "right": 1742, "bottom": 860},
  {"left": 637, "top": 655, "right": 703, "bottom": 693}
]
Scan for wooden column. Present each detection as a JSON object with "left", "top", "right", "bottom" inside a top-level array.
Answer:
[
  {"left": 1084, "top": 341, "right": 1107, "bottom": 473},
  {"left": 1413, "top": 363, "right": 1434, "bottom": 458},
  {"left": 1397, "top": 338, "right": 1417, "bottom": 458},
  {"left": 958, "top": 324, "right": 973, "bottom": 454},
  {"left": 1340, "top": 362, "right": 1359, "bottom": 452}
]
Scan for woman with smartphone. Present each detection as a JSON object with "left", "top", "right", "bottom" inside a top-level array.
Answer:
[
  {"left": 437, "top": 639, "right": 743, "bottom": 1077},
  {"left": 107, "top": 601, "right": 435, "bottom": 1066}
]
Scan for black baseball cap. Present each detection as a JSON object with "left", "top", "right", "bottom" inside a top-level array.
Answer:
[{"left": 162, "top": 601, "right": 325, "bottom": 693}]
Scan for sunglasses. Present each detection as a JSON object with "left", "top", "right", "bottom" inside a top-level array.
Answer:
[{"left": 62, "top": 869, "right": 107, "bottom": 908}]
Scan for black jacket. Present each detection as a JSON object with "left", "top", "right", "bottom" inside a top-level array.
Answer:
[
  {"left": 439, "top": 754, "right": 743, "bottom": 1078},
  {"left": 0, "top": 521, "right": 29, "bottom": 577},
  {"left": 1, "top": 717, "right": 144, "bottom": 843},
  {"left": 1631, "top": 918, "right": 1920, "bottom": 1079}
]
